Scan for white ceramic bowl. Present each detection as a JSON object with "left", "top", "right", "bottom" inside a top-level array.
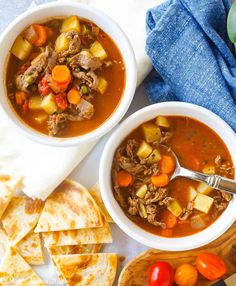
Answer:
[
  {"left": 99, "top": 102, "right": 236, "bottom": 251},
  {"left": 0, "top": 2, "right": 136, "bottom": 147}
]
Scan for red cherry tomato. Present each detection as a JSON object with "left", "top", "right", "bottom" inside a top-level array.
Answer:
[
  {"left": 196, "top": 252, "right": 226, "bottom": 281},
  {"left": 148, "top": 261, "right": 174, "bottom": 286}
]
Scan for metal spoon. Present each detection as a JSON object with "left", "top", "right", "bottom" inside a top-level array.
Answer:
[{"left": 160, "top": 145, "right": 236, "bottom": 194}]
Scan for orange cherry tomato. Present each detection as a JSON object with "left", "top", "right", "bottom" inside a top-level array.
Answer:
[
  {"left": 174, "top": 263, "right": 198, "bottom": 286},
  {"left": 196, "top": 252, "right": 226, "bottom": 281}
]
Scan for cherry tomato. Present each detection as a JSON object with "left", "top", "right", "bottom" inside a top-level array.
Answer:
[
  {"left": 148, "top": 261, "right": 174, "bottom": 286},
  {"left": 54, "top": 94, "right": 68, "bottom": 111},
  {"left": 175, "top": 263, "right": 198, "bottom": 286},
  {"left": 196, "top": 252, "right": 226, "bottom": 281}
]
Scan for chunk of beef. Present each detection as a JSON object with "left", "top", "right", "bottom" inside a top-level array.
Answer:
[
  {"left": 160, "top": 131, "right": 173, "bottom": 144},
  {"left": 146, "top": 204, "right": 165, "bottom": 228},
  {"left": 213, "top": 195, "right": 228, "bottom": 212},
  {"left": 128, "top": 197, "right": 139, "bottom": 216},
  {"left": 58, "top": 30, "right": 81, "bottom": 61},
  {"left": 77, "top": 98, "right": 94, "bottom": 119},
  {"left": 118, "top": 157, "right": 146, "bottom": 175},
  {"left": 126, "top": 139, "right": 139, "bottom": 160},
  {"left": 179, "top": 202, "right": 194, "bottom": 220},
  {"left": 73, "top": 71, "right": 98, "bottom": 90},
  {"left": 158, "top": 196, "right": 174, "bottom": 207},
  {"left": 70, "top": 52, "right": 102, "bottom": 71},
  {"left": 16, "top": 46, "right": 57, "bottom": 92},
  {"left": 144, "top": 188, "right": 168, "bottom": 205},
  {"left": 221, "top": 191, "right": 232, "bottom": 202},
  {"left": 47, "top": 113, "right": 67, "bottom": 136}
]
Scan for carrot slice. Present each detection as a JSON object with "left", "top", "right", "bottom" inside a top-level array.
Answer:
[
  {"left": 160, "top": 210, "right": 178, "bottom": 228},
  {"left": 52, "top": 65, "right": 71, "bottom": 84},
  {"left": 117, "top": 171, "right": 133, "bottom": 187},
  {"left": 160, "top": 155, "right": 175, "bottom": 174},
  {"left": 151, "top": 174, "right": 169, "bottom": 187},
  {"left": 67, "top": 88, "right": 81, "bottom": 105},
  {"left": 15, "top": 91, "right": 27, "bottom": 105},
  {"left": 32, "top": 25, "right": 47, "bottom": 47},
  {"left": 161, "top": 228, "right": 173, "bottom": 237}
]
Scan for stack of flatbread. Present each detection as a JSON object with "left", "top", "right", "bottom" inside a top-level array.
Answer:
[{"left": 0, "top": 176, "right": 117, "bottom": 286}]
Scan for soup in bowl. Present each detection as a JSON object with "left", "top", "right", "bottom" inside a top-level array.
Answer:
[
  {"left": 99, "top": 102, "right": 236, "bottom": 251},
  {"left": 0, "top": 2, "right": 136, "bottom": 146}
]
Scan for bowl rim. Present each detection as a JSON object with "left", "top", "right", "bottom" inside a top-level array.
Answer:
[
  {"left": 99, "top": 101, "right": 236, "bottom": 251},
  {"left": 0, "top": 1, "right": 137, "bottom": 147}
]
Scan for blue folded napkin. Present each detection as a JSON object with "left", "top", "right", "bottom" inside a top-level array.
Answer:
[{"left": 145, "top": 0, "right": 236, "bottom": 131}]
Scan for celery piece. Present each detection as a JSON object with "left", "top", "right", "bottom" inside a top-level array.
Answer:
[{"left": 136, "top": 185, "right": 148, "bottom": 199}]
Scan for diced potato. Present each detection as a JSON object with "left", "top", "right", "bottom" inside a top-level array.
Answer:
[
  {"left": 147, "top": 149, "right": 162, "bottom": 164},
  {"left": 138, "top": 202, "right": 147, "bottom": 219},
  {"left": 187, "top": 186, "right": 197, "bottom": 201},
  {"left": 97, "top": 77, "right": 108, "bottom": 94},
  {"left": 55, "top": 33, "right": 69, "bottom": 52},
  {"left": 202, "top": 166, "right": 216, "bottom": 175},
  {"left": 194, "top": 193, "right": 214, "bottom": 214},
  {"left": 197, "top": 182, "right": 212, "bottom": 195},
  {"left": 136, "top": 185, "right": 147, "bottom": 199},
  {"left": 156, "top": 116, "right": 170, "bottom": 129},
  {"left": 137, "top": 141, "right": 152, "bottom": 159},
  {"left": 190, "top": 214, "right": 207, "bottom": 229},
  {"left": 41, "top": 94, "right": 58, "bottom": 115},
  {"left": 34, "top": 114, "right": 48, "bottom": 124},
  {"left": 60, "top": 16, "right": 80, "bottom": 33},
  {"left": 142, "top": 123, "right": 161, "bottom": 143},
  {"left": 28, "top": 96, "right": 43, "bottom": 110},
  {"left": 90, "top": 41, "right": 107, "bottom": 60},
  {"left": 167, "top": 199, "right": 182, "bottom": 217},
  {"left": 11, "top": 36, "right": 32, "bottom": 61}
]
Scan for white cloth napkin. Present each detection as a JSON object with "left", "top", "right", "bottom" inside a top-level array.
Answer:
[{"left": 0, "top": 0, "right": 159, "bottom": 200}]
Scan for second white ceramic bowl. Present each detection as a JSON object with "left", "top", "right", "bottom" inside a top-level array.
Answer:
[
  {"left": 0, "top": 2, "right": 137, "bottom": 147},
  {"left": 99, "top": 102, "right": 236, "bottom": 251}
]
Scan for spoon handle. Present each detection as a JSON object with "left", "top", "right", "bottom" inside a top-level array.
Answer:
[{"left": 179, "top": 167, "right": 236, "bottom": 194}]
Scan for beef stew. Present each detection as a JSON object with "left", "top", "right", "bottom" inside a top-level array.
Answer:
[
  {"left": 6, "top": 16, "right": 125, "bottom": 137},
  {"left": 112, "top": 116, "right": 234, "bottom": 237}
]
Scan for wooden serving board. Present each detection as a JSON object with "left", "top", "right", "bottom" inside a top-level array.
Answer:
[{"left": 118, "top": 223, "right": 236, "bottom": 286}]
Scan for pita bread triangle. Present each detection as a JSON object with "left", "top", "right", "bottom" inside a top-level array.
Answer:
[
  {"left": 52, "top": 253, "right": 117, "bottom": 286},
  {"left": 35, "top": 179, "right": 103, "bottom": 232},
  {"left": 0, "top": 174, "right": 23, "bottom": 219},
  {"left": 0, "top": 246, "right": 45, "bottom": 285},
  {"left": 42, "top": 212, "right": 112, "bottom": 246},
  {"left": 17, "top": 231, "right": 44, "bottom": 265},
  {"left": 89, "top": 183, "right": 114, "bottom": 223},
  {"left": 0, "top": 228, "right": 44, "bottom": 265},
  {"left": 1, "top": 196, "right": 44, "bottom": 243}
]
